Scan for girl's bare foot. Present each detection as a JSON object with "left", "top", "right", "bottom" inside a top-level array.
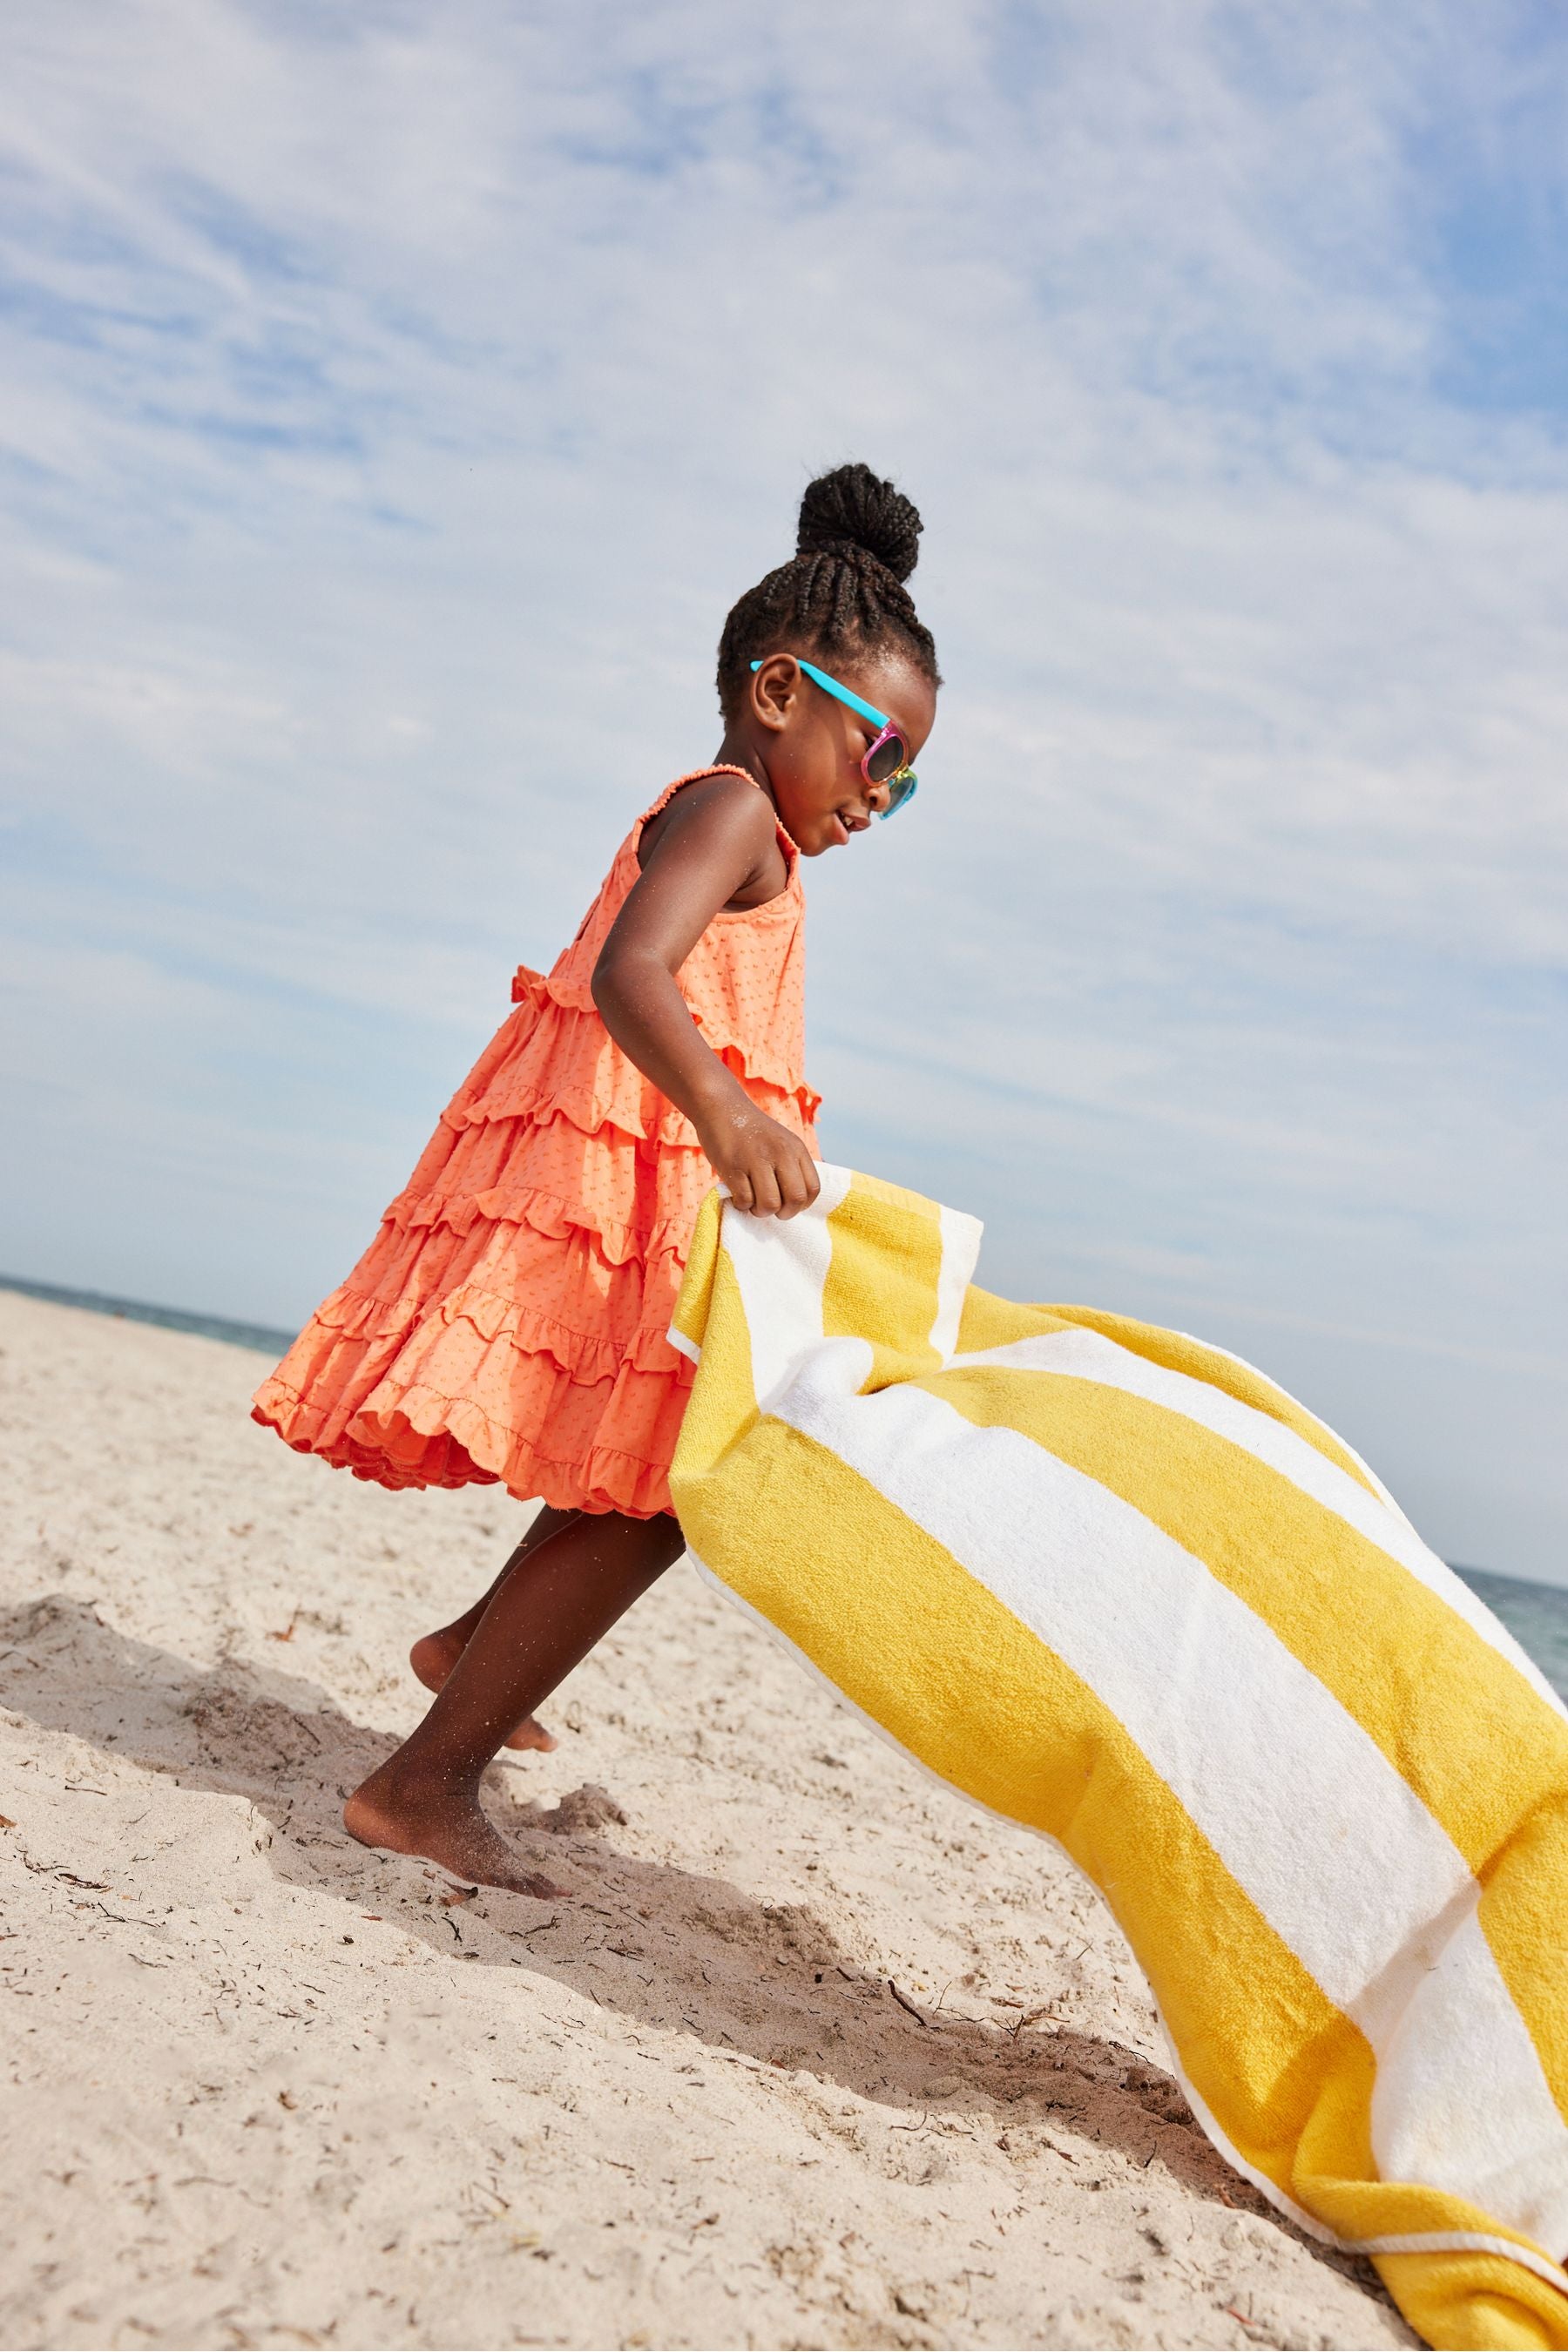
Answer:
[
  {"left": 343, "top": 1763, "right": 567, "bottom": 1899},
  {"left": 409, "top": 1631, "right": 557, "bottom": 1753},
  {"left": 368, "top": 1510, "right": 678, "bottom": 1896}
]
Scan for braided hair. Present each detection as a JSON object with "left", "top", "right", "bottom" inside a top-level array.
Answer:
[{"left": 716, "top": 463, "right": 941, "bottom": 715}]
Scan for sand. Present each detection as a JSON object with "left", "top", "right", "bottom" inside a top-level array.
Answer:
[{"left": 0, "top": 1289, "right": 1414, "bottom": 2351}]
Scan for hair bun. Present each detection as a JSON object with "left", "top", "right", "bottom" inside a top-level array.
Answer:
[{"left": 796, "top": 462, "right": 923, "bottom": 585}]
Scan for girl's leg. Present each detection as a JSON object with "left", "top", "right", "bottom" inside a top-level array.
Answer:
[
  {"left": 346, "top": 1507, "right": 685, "bottom": 1894},
  {"left": 409, "top": 1504, "right": 581, "bottom": 1752}
]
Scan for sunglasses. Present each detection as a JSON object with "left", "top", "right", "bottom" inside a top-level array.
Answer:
[{"left": 749, "top": 657, "right": 918, "bottom": 817}]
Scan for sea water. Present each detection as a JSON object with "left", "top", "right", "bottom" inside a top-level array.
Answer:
[
  {"left": 0, "top": 1274, "right": 296, "bottom": 1361},
  {"left": 4, "top": 1274, "right": 1566, "bottom": 1703}
]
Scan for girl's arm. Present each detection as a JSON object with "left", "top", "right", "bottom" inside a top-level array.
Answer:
[{"left": 591, "top": 776, "right": 821, "bottom": 1219}]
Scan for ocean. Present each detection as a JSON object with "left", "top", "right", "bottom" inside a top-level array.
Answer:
[
  {"left": 1450, "top": 1566, "right": 1568, "bottom": 1707},
  {"left": 4, "top": 1273, "right": 1566, "bottom": 1702},
  {"left": 0, "top": 1273, "right": 297, "bottom": 1361}
]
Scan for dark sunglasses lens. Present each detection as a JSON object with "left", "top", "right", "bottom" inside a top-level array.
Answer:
[
  {"left": 878, "top": 771, "right": 917, "bottom": 820},
  {"left": 865, "top": 732, "right": 909, "bottom": 786}
]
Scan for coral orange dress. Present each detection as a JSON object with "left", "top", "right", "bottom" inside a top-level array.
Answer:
[{"left": 252, "top": 767, "right": 819, "bottom": 1518}]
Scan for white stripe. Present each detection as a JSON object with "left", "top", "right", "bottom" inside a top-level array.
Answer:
[
  {"left": 716, "top": 1166, "right": 851, "bottom": 1411},
  {"left": 929, "top": 1202, "right": 980, "bottom": 1360},
  {"left": 1371, "top": 1899, "right": 1568, "bottom": 2254},
  {"left": 951, "top": 1327, "right": 1566, "bottom": 1720},
  {"left": 1355, "top": 2235, "right": 1568, "bottom": 2291}
]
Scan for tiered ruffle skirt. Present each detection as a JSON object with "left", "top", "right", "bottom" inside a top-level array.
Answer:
[{"left": 251, "top": 966, "right": 820, "bottom": 1517}]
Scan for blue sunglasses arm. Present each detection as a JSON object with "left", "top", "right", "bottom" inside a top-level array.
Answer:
[{"left": 748, "top": 656, "right": 889, "bottom": 729}]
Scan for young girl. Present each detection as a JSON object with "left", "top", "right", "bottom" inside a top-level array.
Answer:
[{"left": 253, "top": 462, "right": 940, "bottom": 1893}]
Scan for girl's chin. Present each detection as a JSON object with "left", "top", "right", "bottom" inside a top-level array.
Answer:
[{"left": 794, "top": 813, "right": 848, "bottom": 856}]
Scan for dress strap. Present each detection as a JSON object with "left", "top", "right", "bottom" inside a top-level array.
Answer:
[{"left": 633, "top": 765, "right": 800, "bottom": 866}]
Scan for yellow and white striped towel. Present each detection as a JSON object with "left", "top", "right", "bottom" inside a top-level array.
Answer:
[{"left": 668, "top": 1166, "right": 1568, "bottom": 2351}]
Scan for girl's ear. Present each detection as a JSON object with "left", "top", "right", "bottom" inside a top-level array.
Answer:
[{"left": 749, "top": 653, "right": 800, "bottom": 735}]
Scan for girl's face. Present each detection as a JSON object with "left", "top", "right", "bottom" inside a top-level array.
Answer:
[{"left": 743, "top": 651, "right": 937, "bottom": 856}]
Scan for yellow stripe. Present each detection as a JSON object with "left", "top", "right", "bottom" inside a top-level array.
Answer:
[
  {"left": 672, "top": 1407, "right": 1375, "bottom": 2209},
  {"left": 955, "top": 1282, "right": 1073, "bottom": 1356},
  {"left": 923, "top": 1362, "right": 1568, "bottom": 2115},
  {"left": 669, "top": 1190, "right": 723, "bottom": 1361},
  {"left": 822, "top": 1173, "right": 945, "bottom": 1387},
  {"left": 669, "top": 1205, "right": 763, "bottom": 1481},
  {"left": 1372, "top": 2248, "right": 1568, "bottom": 2348}
]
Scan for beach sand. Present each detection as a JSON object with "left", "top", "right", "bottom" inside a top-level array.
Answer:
[{"left": 0, "top": 1290, "right": 1413, "bottom": 2351}]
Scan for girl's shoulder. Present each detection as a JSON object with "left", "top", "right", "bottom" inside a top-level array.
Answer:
[
  {"left": 637, "top": 763, "right": 771, "bottom": 851},
  {"left": 635, "top": 767, "right": 793, "bottom": 909}
]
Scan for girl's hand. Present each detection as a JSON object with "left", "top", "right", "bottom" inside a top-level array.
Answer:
[{"left": 696, "top": 1092, "right": 821, "bottom": 1220}]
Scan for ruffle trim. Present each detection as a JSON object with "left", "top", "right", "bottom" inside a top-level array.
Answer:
[
  {"left": 253, "top": 1383, "right": 678, "bottom": 1519},
  {"left": 449, "top": 1051, "right": 821, "bottom": 1151},
  {"left": 382, "top": 1145, "right": 706, "bottom": 1270},
  {"left": 508, "top": 966, "right": 821, "bottom": 1125},
  {"left": 252, "top": 1290, "right": 693, "bottom": 1520},
  {"left": 308, "top": 1275, "right": 684, "bottom": 1388}
]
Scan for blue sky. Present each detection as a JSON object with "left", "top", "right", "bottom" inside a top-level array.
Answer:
[{"left": 2, "top": 2, "right": 1565, "bottom": 1579}]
